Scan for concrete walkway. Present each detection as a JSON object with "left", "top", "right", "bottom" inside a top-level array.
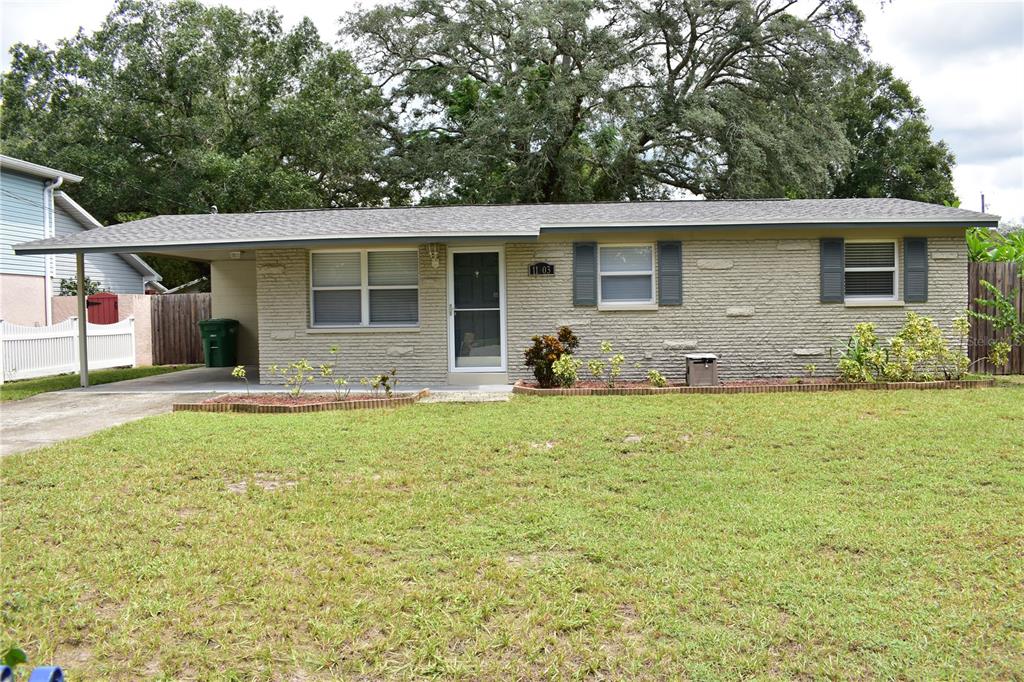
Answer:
[{"left": 0, "top": 391, "right": 216, "bottom": 457}]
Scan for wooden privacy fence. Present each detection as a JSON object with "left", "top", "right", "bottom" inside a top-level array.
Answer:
[
  {"left": 0, "top": 317, "right": 136, "bottom": 383},
  {"left": 969, "top": 261, "right": 1023, "bottom": 375},
  {"left": 151, "top": 293, "right": 211, "bottom": 365}
]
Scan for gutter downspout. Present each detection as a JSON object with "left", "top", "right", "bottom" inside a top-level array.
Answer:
[{"left": 43, "top": 176, "right": 64, "bottom": 325}]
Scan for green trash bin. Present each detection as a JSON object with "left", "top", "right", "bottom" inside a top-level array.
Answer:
[{"left": 198, "top": 318, "right": 240, "bottom": 367}]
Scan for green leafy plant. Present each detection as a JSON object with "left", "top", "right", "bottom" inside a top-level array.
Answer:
[
  {"left": 524, "top": 326, "right": 579, "bottom": 388},
  {"left": 267, "top": 359, "right": 315, "bottom": 397},
  {"left": 646, "top": 368, "right": 668, "bottom": 387},
  {"left": 588, "top": 341, "right": 626, "bottom": 387},
  {"left": 966, "top": 227, "right": 1024, "bottom": 264},
  {"left": 953, "top": 315, "right": 1011, "bottom": 376},
  {"left": 231, "top": 365, "right": 250, "bottom": 396},
  {"left": 318, "top": 346, "right": 350, "bottom": 401},
  {"left": 837, "top": 322, "right": 886, "bottom": 383},
  {"left": 58, "top": 276, "right": 104, "bottom": 296},
  {"left": 989, "top": 341, "right": 1012, "bottom": 368},
  {"left": 551, "top": 354, "right": 581, "bottom": 387},
  {"left": 2, "top": 646, "right": 27, "bottom": 669},
  {"left": 837, "top": 313, "right": 1006, "bottom": 383},
  {"left": 969, "top": 279, "right": 1024, "bottom": 346},
  {"left": 361, "top": 368, "right": 399, "bottom": 399}
]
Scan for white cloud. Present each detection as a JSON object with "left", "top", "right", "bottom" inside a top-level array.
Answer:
[
  {"left": 3, "top": 0, "right": 1022, "bottom": 221},
  {"left": 861, "top": 0, "right": 1024, "bottom": 223}
]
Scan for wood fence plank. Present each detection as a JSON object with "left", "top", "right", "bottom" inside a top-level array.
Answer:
[
  {"left": 151, "top": 293, "right": 211, "bottom": 365},
  {"left": 969, "top": 261, "right": 1022, "bottom": 375}
]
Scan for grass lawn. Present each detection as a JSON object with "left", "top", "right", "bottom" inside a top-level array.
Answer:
[
  {"left": 2, "top": 388, "right": 1022, "bottom": 679},
  {"left": 0, "top": 365, "right": 198, "bottom": 401}
]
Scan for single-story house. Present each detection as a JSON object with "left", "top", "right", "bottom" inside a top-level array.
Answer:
[
  {"left": 14, "top": 198, "right": 998, "bottom": 384},
  {"left": 1, "top": 155, "right": 161, "bottom": 326}
]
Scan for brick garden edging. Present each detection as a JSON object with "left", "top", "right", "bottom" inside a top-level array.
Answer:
[
  {"left": 173, "top": 389, "right": 431, "bottom": 414},
  {"left": 512, "top": 379, "right": 995, "bottom": 397}
]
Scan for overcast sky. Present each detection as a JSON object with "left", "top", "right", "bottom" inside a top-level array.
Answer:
[{"left": 2, "top": 0, "right": 1022, "bottom": 223}]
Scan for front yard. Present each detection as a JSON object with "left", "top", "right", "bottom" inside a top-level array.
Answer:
[{"left": 2, "top": 388, "right": 1021, "bottom": 679}]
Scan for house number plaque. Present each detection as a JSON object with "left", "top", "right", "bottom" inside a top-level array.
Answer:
[{"left": 529, "top": 262, "right": 555, "bottom": 276}]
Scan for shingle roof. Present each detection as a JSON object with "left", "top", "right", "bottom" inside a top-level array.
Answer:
[{"left": 13, "top": 198, "right": 999, "bottom": 254}]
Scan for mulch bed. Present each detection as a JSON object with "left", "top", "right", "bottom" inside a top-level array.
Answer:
[
  {"left": 203, "top": 393, "right": 405, "bottom": 406},
  {"left": 513, "top": 378, "right": 994, "bottom": 396},
  {"left": 173, "top": 389, "right": 430, "bottom": 414},
  {"left": 527, "top": 378, "right": 839, "bottom": 390}
]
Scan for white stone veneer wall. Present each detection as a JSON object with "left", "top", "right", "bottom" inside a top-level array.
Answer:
[{"left": 254, "top": 235, "right": 968, "bottom": 384}]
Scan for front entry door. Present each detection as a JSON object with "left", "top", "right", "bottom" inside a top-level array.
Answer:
[{"left": 448, "top": 248, "right": 506, "bottom": 372}]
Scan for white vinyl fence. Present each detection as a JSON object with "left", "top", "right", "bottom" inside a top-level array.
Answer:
[{"left": 0, "top": 317, "right": 136, "bottom": 383}]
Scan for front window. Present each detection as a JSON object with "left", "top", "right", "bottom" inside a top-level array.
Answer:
[
  {"left": 310, "top": 250, "right": 418, "bottom": 327},
  {"left": 598, "top": 245, "right": 655, "bottom": 305},
  {"left": 844, "top": 241, "right": 898, "bottom": 301}
]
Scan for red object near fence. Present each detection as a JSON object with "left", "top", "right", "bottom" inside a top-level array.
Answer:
[{"left": 86, "top": 292, "right": 119, "bottom": 324}]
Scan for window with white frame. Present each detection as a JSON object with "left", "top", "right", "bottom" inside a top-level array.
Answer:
[
  {"left": 310, "top": 250, "right": 419, "bottom": 327},
  {"left": 598, "top": 244, "right": 655, "bottom": 305},
  {"left": 844, "top": 241, "right": 898, "bottom": 300}
]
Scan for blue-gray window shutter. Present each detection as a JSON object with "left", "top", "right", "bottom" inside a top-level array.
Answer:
[
  {"left": 820, "top": 238, "right": 844, "bottom": 303},
  {"left": 904, "top": 237, "right": 928, "bottom": 302},
  {"left": 657, "top": 241, "right": 683, "bottom": 305},
  {"left": 573, "top": 242, "right": 597, "bottom": 305}
]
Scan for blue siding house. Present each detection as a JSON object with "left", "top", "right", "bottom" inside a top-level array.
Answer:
[{"left": 0, "top": 155, "right": 160, "bottom": 325}]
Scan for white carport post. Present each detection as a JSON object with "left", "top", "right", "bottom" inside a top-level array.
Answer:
[{"left": 76, "top": 252, "right": 89, "bottom": 387}]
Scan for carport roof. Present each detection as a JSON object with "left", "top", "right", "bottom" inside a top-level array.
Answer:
[{"left": 14, "top": 198, "right": 999, "bottom": 255}]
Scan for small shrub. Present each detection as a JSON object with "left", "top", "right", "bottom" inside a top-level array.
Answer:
[
  {"left": 58, "top": 276, "right": 104, "bottom": 296},
  {"left": 524, "top": 326, "right": 579, "bottom": 388},
  {"left": 646, "top": 369, "right": 667, "bottom": 387},
  {"left": 361, "top": 368, "right": 399, "bottom": 398},
  {"left": 267, "top": 359, "right": 315, "bottom": 397},
  {"left": 838, "top": 322, "right": 886, "bottom": 383},
  {"left": 990, "top": 341, "right": 1011, "bottom": 368},
  {"left": 836, "top": 313, "right": 990, "bottom": 383},
  {"left": 319, "top": 345, "right": 350, "bottom": 400},
  {"left": 589, "top": 341, "right": 626, "bottom": 387},
  {"left": 551, "top": 354, "right": 581, "bottom": 387},
  {"left": 231, "top": 365, "right": 250, "bottom": 396}
]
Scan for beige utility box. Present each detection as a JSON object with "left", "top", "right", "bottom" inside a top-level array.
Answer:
[{"left": 685, "top": 353, "right": 719, "bottom": 386}]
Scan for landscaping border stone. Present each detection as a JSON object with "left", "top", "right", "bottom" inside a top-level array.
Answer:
[
  {"left": 512, "top": 379, "right": 995, "bottom": 397},
  {"left": 173, "top": 389, "right": 431, "bottom": 413}
]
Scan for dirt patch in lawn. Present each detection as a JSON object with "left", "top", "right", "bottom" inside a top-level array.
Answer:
[{"left": 226, "top": 473, "right": 298, "bottom": 494}]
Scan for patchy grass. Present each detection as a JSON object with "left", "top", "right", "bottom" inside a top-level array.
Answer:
[
  {"left": 0, "top": 365, "right": 198, "bottom": 401},
  {"left": 2, "top": 389, "right": 1022, "bottom": 679}
]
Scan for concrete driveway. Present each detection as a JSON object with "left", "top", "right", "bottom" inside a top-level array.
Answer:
[
  {"left": 0, "top": 366, "right": 511, "bottom": 456},
  {"left": 0, "top": 391, "right": 215, "bottom": 457}
]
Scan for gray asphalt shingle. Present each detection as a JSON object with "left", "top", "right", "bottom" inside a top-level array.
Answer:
[{"left": 14, "top": 198, "right": 998, "bottom": 254}]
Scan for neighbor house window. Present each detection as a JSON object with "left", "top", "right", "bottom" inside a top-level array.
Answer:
[
  {"left": 310, "top": 250, "right": 419, "bottom": 327},
  {"left": 844, "top": 241, "right": 898, "bottom": 301},
  {"left": 598, "top": 245, "right": 655, "bottom": 306}
]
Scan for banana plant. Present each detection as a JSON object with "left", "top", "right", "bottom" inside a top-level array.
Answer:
[{"left": 967, "top": 227, "right": 1024, "bottom": 264}]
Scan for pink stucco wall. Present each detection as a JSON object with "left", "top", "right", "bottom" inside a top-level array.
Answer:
[
  {"left": 0, "top": 273, "right": 47, "bottom": 326},
  {"left": 51, "top": 294, "right": 154, "bottom": 366}
]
